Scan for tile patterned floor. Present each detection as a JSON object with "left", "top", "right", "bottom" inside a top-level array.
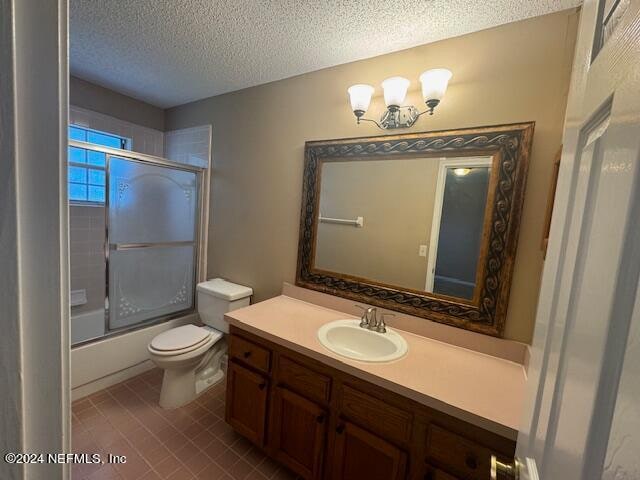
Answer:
[{"left": 72, "top": 368, "right": 296, "bottom": 480}]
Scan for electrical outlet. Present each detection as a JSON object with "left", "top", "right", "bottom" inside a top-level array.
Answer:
[{"left": 418, "top": 244, "right": 428, "bottom": 257}]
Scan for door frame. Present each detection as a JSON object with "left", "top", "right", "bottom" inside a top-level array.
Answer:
[{"left": 424, "top": 156, "right": 493, "bottom": 292}]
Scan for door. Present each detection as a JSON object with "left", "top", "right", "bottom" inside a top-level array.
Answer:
[
  {"left": 225, "top": 361, "right": 269, "bottom": 446},
  {"left": 514, "top": 1, "right": 640, "bottom": 479},
  {"left": 107, "top": 156, "right": 199, "bottom": 330},
  {"left": 331, "top": 420, "right": 407, "bottom": 480},
  {"left": 270, "top": 386, "right": 327, "bottom": 480}
]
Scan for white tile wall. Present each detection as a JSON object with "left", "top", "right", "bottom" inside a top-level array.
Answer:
[
  {"left": 164, "top": 125, "right": 211, "bottom": 168},
  {"left": 70, "top": 205, "right": 105, "bottom": 314},
  {"left": 70, "top": 105, "right": 164, "bottom": 157}
]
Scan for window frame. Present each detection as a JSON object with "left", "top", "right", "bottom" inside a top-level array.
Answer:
[{"left": 68, "top": 125, "right": 130, "bottom": 206}]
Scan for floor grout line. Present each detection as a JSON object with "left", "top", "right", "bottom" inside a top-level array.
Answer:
[{"left": 72, "top": 368, "right": 292, "bottom": 480}]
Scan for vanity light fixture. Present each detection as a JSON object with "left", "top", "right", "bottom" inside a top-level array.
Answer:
[{"left": 348, "top": 68, "right": 452, "bottom": 130}]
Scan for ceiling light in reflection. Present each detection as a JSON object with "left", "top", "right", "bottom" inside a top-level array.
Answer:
[{"left": 453, "top": 168, "right": 471, "bottom": 176}]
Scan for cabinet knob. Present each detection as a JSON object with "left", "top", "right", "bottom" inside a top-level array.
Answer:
[
  {"left": 336, "top": 424, "right": 345, "bottom": 434},
  {"left": 316, "top": 414, "right": 325, "bottom": 424},
  {"left": 243, "top": 351, "right": 252, "bottom": 358},
  {"left": 258, "top": 382, "right": 266, "bottom": 390}
]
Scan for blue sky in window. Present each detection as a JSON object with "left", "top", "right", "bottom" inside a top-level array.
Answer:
[
  {"left": 68, "top": 166, "right": 86, "bottom": 183},
  {"left": 87, "top": 151, "right": 106, "bottom": 166},
  {"left": 68, "top": 125, "right": 127, "bottom": 203},
  {"left": 88, "top": 169, "right": 105, "bottom": 185}
]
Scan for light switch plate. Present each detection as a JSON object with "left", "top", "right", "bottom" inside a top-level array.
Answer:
[{"left": 418, "top": 244, "right": 428, "bottom": 257}]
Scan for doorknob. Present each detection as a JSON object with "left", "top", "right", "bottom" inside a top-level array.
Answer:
[{"left": 491, "top": 455, "right": 520, "bottom": 480}]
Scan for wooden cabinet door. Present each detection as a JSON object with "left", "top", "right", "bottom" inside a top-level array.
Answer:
[
  {"left": 423, "top": 465, "right": 461, "bottom": 480},
  {"left": 225, "top": 360, "right": 268, "bottom": 446},
  {"left": 270, "top": 386, "right": 327, "bottom": 480},
  {"left": 331, "top": 420, "right": 407, "bottom": 480}
]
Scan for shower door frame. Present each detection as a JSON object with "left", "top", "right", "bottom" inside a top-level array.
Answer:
[{"left": 69, "top": 139, "right": 206, "bottom": 341}]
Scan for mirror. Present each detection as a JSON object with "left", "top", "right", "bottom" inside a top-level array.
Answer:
[
  {"left": 297, "top": 123, "right": 534, "bottom": 337},
  {"left": 315, "top": 156, "right": 492, "bottom": 301}
]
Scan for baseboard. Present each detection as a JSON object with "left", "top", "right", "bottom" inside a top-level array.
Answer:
[{"left": 71, "top": 360, "right": 156, "bottom": 401}]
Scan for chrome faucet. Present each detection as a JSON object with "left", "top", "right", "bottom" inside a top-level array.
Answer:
[
  {"left": 355, "top": 305, "right": 376, "bottom": 329},
  {"left": 374, "top": 313, "right": 395, "bottom": 333},
  {"left": 354, "top": 305, "right": 394, "bottom": 333}
]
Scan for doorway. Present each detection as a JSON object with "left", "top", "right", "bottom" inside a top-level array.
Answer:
[{"left": 425, "top": 157, "right": 492, "bottom": 299}]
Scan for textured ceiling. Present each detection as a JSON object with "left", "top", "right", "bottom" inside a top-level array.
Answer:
[{"left": 70, "top": 0, "right": 581, "bottom": 108}]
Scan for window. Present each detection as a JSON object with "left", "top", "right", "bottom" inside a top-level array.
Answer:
[{"left": 68, "top": 125, "right": 130, "bottom": 204}]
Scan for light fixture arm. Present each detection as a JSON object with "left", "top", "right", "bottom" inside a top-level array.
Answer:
[
  {"left": 355, "top": 116, "right": 383, "bottom": 129},
  {"left": 416, "top": 99, "right": 441, "bottom": 117},
  {"left": 409, "top": 99, "right": 442, "bottom": 123}
]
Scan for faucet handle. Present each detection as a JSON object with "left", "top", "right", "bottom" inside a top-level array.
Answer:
[
  {"left": 354, "top": 304, "right": 370, "bottom": 327},
  {"left": 375, "top": 313, "right": 395, "bottom": 333}
]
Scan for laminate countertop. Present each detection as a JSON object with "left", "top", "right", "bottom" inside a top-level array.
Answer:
[{"left": 225, "top": 295, "right": 526, "bottom": 440}]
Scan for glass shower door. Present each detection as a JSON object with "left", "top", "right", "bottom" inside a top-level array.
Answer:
[{"left": 107, "top": 157, "right": 198, "bottom": 330}]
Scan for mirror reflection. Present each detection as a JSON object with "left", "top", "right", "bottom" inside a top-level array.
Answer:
[{"left": 314, "top": 156, "right": 492, "bottom": 300}]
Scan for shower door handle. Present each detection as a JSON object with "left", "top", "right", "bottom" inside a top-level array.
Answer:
[{"left": 109, "top": 241, "right": 195, "bottom": 251}]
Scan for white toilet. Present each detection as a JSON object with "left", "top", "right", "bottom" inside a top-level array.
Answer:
[{"left": 148, "top": 278, "right": 252, "bottom": 409}]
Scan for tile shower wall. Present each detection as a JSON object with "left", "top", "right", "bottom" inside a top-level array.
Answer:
[
  {"left": 164, "top": 125, "right": 211, "bottom": 168},
  {"left": 70, "top": 105, "right": 164, "bottom": 157},
  {"left": 70, "top": 206, "right": 105, "bottom": 315},
  {"left": 164, "top": 125, "right": 212, "bottom": 279}
]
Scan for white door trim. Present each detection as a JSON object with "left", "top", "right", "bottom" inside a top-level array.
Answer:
[{"left": 424, "top": 156, "right": 492, "bottom": 292}]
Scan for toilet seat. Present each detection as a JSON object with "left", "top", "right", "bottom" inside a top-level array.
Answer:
[{"left": 149, "top": 325, "right": 223, "bottom": 356}]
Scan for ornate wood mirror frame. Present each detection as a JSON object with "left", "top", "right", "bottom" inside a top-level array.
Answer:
[{"left": 296, "top": 123, "right": 534, "bottom": 337}]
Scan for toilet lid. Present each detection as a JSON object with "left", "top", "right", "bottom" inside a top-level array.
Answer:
[{"left": 151, "top": 325, "right": 212, "bottom": 352}]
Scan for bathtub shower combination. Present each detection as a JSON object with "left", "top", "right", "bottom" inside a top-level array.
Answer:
[{"left": 69, "top": 140, "right": 204, "bottom": 345}]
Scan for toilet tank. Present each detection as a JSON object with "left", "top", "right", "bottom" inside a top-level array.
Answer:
[{"left": 196, "top": 278, "right": 253, "bottom": 333}]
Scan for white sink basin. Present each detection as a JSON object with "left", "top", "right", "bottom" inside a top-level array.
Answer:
[{"left": 317, "top": 319, "right": 408, "bottom": 362}]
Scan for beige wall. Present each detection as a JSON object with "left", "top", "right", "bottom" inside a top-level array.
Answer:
[
  {"left": 165, "top": 9, "right": 579, "bottom": 343},
  {"left": 316, "top": 158, "right": 439, "bottom": 291},
  {"left": 70, "top": 76, "right": 165, "bottom": 131}
]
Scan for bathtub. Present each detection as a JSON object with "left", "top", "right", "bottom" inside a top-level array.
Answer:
[
  {"left": 71, "top": 313, "right": 194, "bottom": 399},
  {"left": 71, "top": 308, "right": 105, "bottom": 345}
]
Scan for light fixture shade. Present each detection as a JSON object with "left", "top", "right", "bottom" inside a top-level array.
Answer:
[
  {"left": 381, "top": 76, "right": 410, "bottom": 108},
  {"left": 347, "top": 84, "right": 374, "bottom": 114},
  {"left": 419, "top": 69, "right": 452, "bottom": 102}
]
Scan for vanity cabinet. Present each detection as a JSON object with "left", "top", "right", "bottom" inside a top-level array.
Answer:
[
  {"left": 423, "top": 466, "right": 461, "bottom": 480},
  {"left": 270, "top": 385, "right": 328, "bottom": 479},
  {"left": 425, "top": 424, "right": 496, "bottom": 479},
  {"left": 331, "top": 420, "right": 407, "bottom": 480},
  {"left": 225, "top": 360, "right": 269, "bottom": 446},
  {"left": 225, "top": 327, "right": 515, "bottom": 480}
]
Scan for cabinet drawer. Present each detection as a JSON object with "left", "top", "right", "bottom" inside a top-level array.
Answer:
[
  {"left": 426, "top": 425, "right": 494, "bottom": 480},
  {"left": 278, "top": 356, "right": 331, "bottom": 404},
  {"left": 339, "top": 385, "right": 412, "bottom": 444},
  {"left": 229, "top": 334, "right": 271, "bottom": 373}
]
